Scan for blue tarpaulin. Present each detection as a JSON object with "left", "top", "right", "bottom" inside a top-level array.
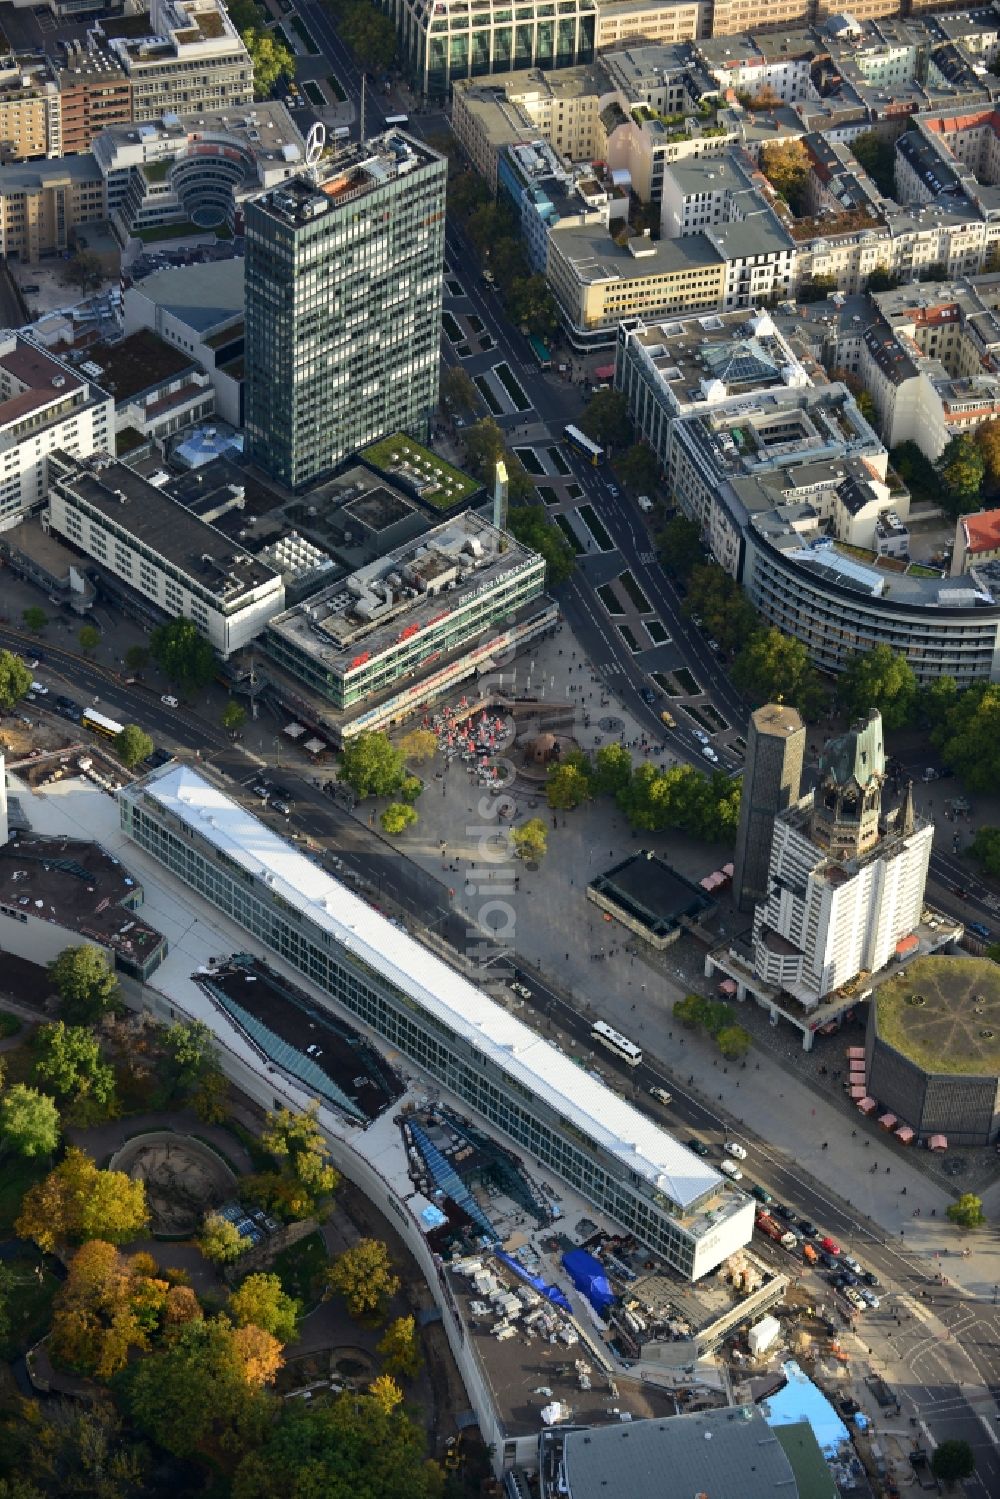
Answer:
[
  {"left": 494, "top": 1250, "right": 572, "bottom": 1313},
  {"left": 562, "top": 1249, "right": 616, "bottom": 1315}
]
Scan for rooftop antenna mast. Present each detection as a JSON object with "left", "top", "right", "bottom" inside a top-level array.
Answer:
[{"left": 359, "top": 73, "right": 366, "bottom": 145}]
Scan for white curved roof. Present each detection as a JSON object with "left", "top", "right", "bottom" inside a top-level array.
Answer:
[{"left": 137, "top": 764, "right": 723, "bottom": 1211}]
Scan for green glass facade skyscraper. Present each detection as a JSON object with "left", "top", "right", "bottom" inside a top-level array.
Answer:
[{"left": 244, "top": 132, "right": 446, "bottom": 491}]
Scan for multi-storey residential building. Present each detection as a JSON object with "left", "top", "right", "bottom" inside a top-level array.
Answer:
[
  {"left": 748, "top": 713, "right": 933, "bottom": 1009},
  {"left": 0, "top": 54, "right": 60, "bottom": 163},
  {"left": 52, "top": 42, "right": 132, "bottom": 157},
  {"left": 386, "top": 0, "right": 596, "bottom": 99},
  {"left": 120, "top": 761, "right": 754, "bottom": 1279},
  {"left": 265, "top": 511, "right": 554, "bottom": 738},
  {"left": 102, "top": 0, "right": 252, "bottom": 120},
  {"left": 0, "top": 153, "right": 106, "bottom": 262},
  {"left": 594, "top": 0, "right": 710, "bottom": 51},
  {"left": 498, "top": 140, "right": 626, "bottom": 273},
  {"left": 46, "top": 450, "right": 284, "bottom": 654},
  {"left": 547, "top": 220, "right": 726, "bottom": 346},
  {"left": 244, "top": 132, "right": 446, "bottom": 490},
  {"left": 952, "top": 506, "right": 1000, "bottom": 574},
  {"left": 0, "top": 335, "right": 112, "bottom": 529}
]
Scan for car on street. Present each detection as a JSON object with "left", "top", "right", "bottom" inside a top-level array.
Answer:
[
  {"left": 30, "top": 681, "right": 48, "bottom": 695},
  {"left": 510, "top": 982, "right": 532, "bottom": 1000},
  {"left": 845, "top": 1288, "right": 867, "bottom": 1312},
  {"left": 640, "top": 687, "right": 656, "bottom": 705},
  {"left": 649, "top": 1086, "right": 672, "bottom": 1106},
  {"left": 707, "top": 639, "right": 720, "bottom": 652},
  {"left": 859, "top": 1287, "right": 880, "bottom": 1308},
  {"left": 719, "top": 1159, "right": 743, "bottom": 1181},
  {"left": 686, "top": 1138, "right": 710, "bottom": 1157},
  {"left": 660, "top": 710, "right": 676, "bottom": 728},
  {"left": 724, "top": 1141, "right": 747, "bottom": 1160},
  {"left": 969, "top": 921, "right": 992, "bottom": 939},
  {"left": 54, "top": 695, "right": 81, "bottom": 721},
  {"left": 820, "top": 1236, "right": 842, "bottom": 1256},
  {"left": 693, "top": 729, "right": 709, "bottom": 743},
  {"left": 799, "top": 1221, "right": 819, "bottom": 1239},
  {"left": 270, "top": 798, "right": 291, "bottom": 816},
  {"left": 819, "top": 1251, "right": 840, "bottom": 1271},
  {"left": 250, "top": 781, "right": 270, "bottom": 799},
  {"left": 862, "top": 1270, "right": 880, "bottom": 1287},
  {"left": 841, "top": 1255, "right": 862, "bottom": 1276},
  {"left": 773, "top": 1203, "right": 796, "bottom": 1223},
  {"left": 701, "top": 746, "right": 719, "bottom": 762},
  {"left": 607, "top": 485, "right": 619, "bottom": 498},
  {"left": 161, "top": 694, "right": 179, "bottom": 708},
  {"left": 750, "top": 1185, "right": 773, "bottom": 1205}
]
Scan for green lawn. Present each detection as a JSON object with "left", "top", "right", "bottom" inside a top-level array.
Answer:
[
  {"left": 269, "top": 1231, "right": 328, "bottom": 1309},
  {"left": 135, "top": 219, "right": 197, "bottom": 244},
  {"left": 0, "top": 1250, "right": 60, "bottom": 1361},
  {"left": 362, "top": 433, "right": 478, "bottom": 509}
]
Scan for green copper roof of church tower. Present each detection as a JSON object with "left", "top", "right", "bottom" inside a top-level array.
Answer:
[{"left": 818, "top": 709, "right": 884, "bottom": 789}]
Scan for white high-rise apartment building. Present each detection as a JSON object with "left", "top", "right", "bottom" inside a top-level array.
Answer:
[{"left": 751, "top": 711, "right": 933, "bottom": 1009}]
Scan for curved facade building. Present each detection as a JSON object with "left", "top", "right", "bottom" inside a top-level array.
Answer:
[{"left": 742, "top": 516, "right": 1000, "bottom": 686}]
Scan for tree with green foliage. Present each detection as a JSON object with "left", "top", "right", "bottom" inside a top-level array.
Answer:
[
  {"left": 674, "top": 993, "right": 710, "bottom": 1029},
  {"left": 337, "top": 0, "right": 397, "bottom": 72},
  {"left": 16, "top": 1147, "right": 147, "bottom": 1252},
  {"left": 0, "top": 1084, "right": 59, "bottom": 1159},
  {"left": 381, "top": 802, "right": 418, "bottom": 836},
  {"left": 222, "top": 699, "right": 247, "bottom": 734},
  {"left": 591, "top": 742, "right": 633, "bottom": 798},
  {"left": 837, "top": 643, "right": 917, "bottom": 730},
  {"left": 398, "top": 774, "right": 423, "bottom": 804},
  {"left": 48, "top": 944, "right": 119, "bottom": 1025},
  {"left": 339, "top": 730, "right": 406, "bottom": 799},
  {"left": 399, "top": 728, "right": 438, "bottom": 763},
  {"left": 970, "top": 827, "right": 1000, "bottom": 878},
  {"left": 546, "top": 761, "right": 591, "bottom": 810},
  {"left": 946, "top": 1193, "right": 985, "bottom": 1230},
  {"left": 658, "top": 515, "right": 703, "bottom": 582},
  {"left": 850, "top": 131, "right": 897, "bottom": 197},
  {"left": 505, "top": 503, "right": 575, "bottom": 585},
  {"left": 440, "top": 365, "right": 478, "bottom": 413},
  {"left": 377, "top": 1314, "right": 421, "bottom": 1379},
  {"left": 891, "top": 440, "right": 938, "bottom": 505},
  {"left": 324, "top": 1238, "right": 399, "bottom": 1320},
  {"left": 77, "top": 624, "right": 100, "bottom": 654},
  {"left": 22, "top": 606, "right": 47, "bottom": 634},
  {"left": 124, "top": 644, "right": 150, "bottom": 672},
  {"left": 760, "top": 138, "right": 810, "bottom": 212},
  {"left": 937, "top": 432, "right": 985, "bottom": 515},
  {"left": 618, "top": 763, "right": 740, "bottom": 841},
  {"left": 580, "top": 390, "right": 632, "bottom": 450},
  {"left": 68, "top": 249, "right": 103, "bottom": 296},
  {"left": 683, "top": 563, "right": 758, "bottom": 654},
  {"left": 114, "top": 723, "right": 154, "bottom": 769},
  {"left": 716, "top": 1025, "right": 752, "bottom": 1060},
  {"left": 229, "top": 1273, "right": 301, "bottom": 1345},
  {"left": 150, "top": 616, "right": 216, "bottom": 691},
  {"left": 448, "top": 171, "right": 490, "bottom": 219},
  {"left": 976, "top": 418, "right": 1000, "bottom": 488},
  {"left": 512, "top": 817, "right": 547, "bottom": 861},
  {"left": 930, "top": 1438, "right": 976, "bottom": 1488},
  {"left": 126, "top": 1314, "right": 277, "bottom": 1458},
  {"left": 917, "top": 674, "right": 958, "bottom": 732},
  {"left": 248, "top": 1101, "right": 339, "bottom": 1222},
  {"left": 0, "top": 648, "right": 32, "bottom": 709},
  {"left": 615, "top": 442, "right": 659, "bottom": 493},
  {"left": 34, "top": 1021, "right": 115, "bottom": 1109},
  {"left": 932, "top": 681, "right": 1000, "bottom": 791},
  {"left": 199, "top": 1211, "right": 252, "bottom": 1265},
  {"left": 731, "top": 628, "right": 827, "bottom": 719},
  {"left": 244, "top": 28, "right": 293, "bottom": 98},
  {"left": 507, "top": 273, "right": 559, "bottom": 337},
  {"left": 230, "top": 1386, "right": 443, "bottom": 1499},
  {"left": 0, "top": 1399, "right": 147, "bottom": 1499}
]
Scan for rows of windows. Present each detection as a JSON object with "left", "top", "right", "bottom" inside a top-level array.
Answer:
[{"left": 122, "top": 796, "right": 702, "bottom": 1274}]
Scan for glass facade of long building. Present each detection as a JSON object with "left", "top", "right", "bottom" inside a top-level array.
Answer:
[
  {"left": 120, "top": 770, "right": 752, "bottom": 1280},
  {"left": 385, "top": 0, "right": 596, "bottom": 99},
  {"left": 244, "top": 132, "right": 446, "bottom": 491}
]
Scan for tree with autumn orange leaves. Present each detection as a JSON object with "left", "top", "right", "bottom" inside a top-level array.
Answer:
[
  {"left": 49, "top": 1240, "right": 168, "bottom": 1380},
  {"left": 15, "top": 1148, "right": 148, "bottom": 1253}
]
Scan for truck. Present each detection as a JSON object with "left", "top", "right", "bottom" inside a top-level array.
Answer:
[{"left": 755, "top": 1212, "right": 796, "bottom": 1251}]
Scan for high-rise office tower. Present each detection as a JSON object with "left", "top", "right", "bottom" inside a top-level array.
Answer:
[
  {"left": 733, "top": 702, "right": 805, "bottom": 913},
  {"left": 244, "top": 131, "right": 446, "bottom": 490}
]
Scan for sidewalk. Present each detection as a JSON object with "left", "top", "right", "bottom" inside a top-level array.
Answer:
[{"left": 390, "top": 621, "right": 1000, "bottom": 1301}]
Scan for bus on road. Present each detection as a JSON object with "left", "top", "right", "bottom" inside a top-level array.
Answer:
[
  {"left": 528, "top": 334, "right": 551, "bottom": 370},
  {"left": 591, "top": 1020, "right": 642, "bottom": 1067},
  {"left": 564, "top": 424, "right": 604, "bottom": 466},
  {"left": 385, "top": 114, "right": 409, "bottom": 126},
  {"left": 82, "top": 708, "right": 124, "bottom": 740}
]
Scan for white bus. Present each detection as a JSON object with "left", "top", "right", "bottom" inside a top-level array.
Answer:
[
  {"left": 591, "top": 1020, "right": 642, "bottom": 1067},
  {"left": 81, "top": 708, "right": 124, "bottom": 740},
  {"left": 384, "top": 114, "right": 409, "bottom": 126}
]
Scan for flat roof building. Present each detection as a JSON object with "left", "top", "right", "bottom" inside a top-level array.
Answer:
[
  {"left": 588, "top": 850, "right": 715, "bottom": 948},
  {"left": 264, "top": 509, "right": 551, "bottom": 735},
  {"left": 244, "top": 131, "right": 446, "bottom": 490},
  {"left": 121, "top": 762, "right": 754, "bottom": 1279},
  {"left": 45, "top": 449, "right": 284, "bottom": 654},
  {"left": 102, "top": 0, "right": 252, "bottom": 122}
]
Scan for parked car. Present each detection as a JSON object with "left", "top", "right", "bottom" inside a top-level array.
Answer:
[
  {"left": 969, "top": 921, "right": 992, "bottom": 940},
  {"left": 773, "top": 1203, "right": 796, "bottom": 1223},
  {"left": 862, "top": 1270, "right": 880, "bottom": 1288},
  {"left": 720, "top": 1159, "right": 743, "bottom": 1181},
  {"left": 707, "top": 639, "right": 720, "bottom": 652},
  {"left": 640, "top": 687, "right": 656, "bottom": 705},
  {"left": 510, "top": 982, "right": 532, "bottom": 1001},
  {"left": 750, "top": 1185, "right": 773, "bottom": 1205},
  {"left": 161, "top": 694, "right": 179, "bottom": 708},
  {"left": 693, "top": 729, "right": 710, "bottom": 744},
  {"left": 686, "top": 1138, "right": 710, "bottom": 1157},
  {"left": 841, "top": 1255, "right": 862, "bottom": 1276},
  {"left": 859, "top": 1288, "right": 880, "bottom": 1309},
  {"left": 799, "top": 1221, "right": 819, "bottom": 1239},
  {"left": 649, "top": 1086, "right": 673, "bottom": 1106},
  {"left": 724, "top": 1141, "right": 747, "bottom": 1160},
  {"left": 30, "top": 680, "right": 48, "bottom": 695},
  {"left": 270, "top": 798, "right": 291, "bottom": 816},
  {"left": 820, "top": 1236, "right": 842, "bottom": 1256},
  {"left": 845, "top": 1288, "right": 867, "bottom": 1312}
]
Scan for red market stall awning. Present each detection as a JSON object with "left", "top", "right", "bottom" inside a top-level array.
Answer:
[
  {"left": 847, "top": 1047, "right": 866, "bottom": 1059},
  {"left": 850, "top": 1059, "right": 866, "bottom": 1071},
  {"left": 929, "top": 1134, "right": 948, "bottom": 1151},
  {"left": 857, "top": 1096, "right": 877, "bottom": 1114},
  {"left": 850, "top": 1085, "right": 868, "bottom": 1099},
  {"left": 895, "top": 1125, "right": 915, "bottom": 1144},
  {"left": 879, "top": 1112, "right": 898, "bottom": 1130},
  {"left": 717, "top": 979, "right": 738, "bottom": 995}
]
